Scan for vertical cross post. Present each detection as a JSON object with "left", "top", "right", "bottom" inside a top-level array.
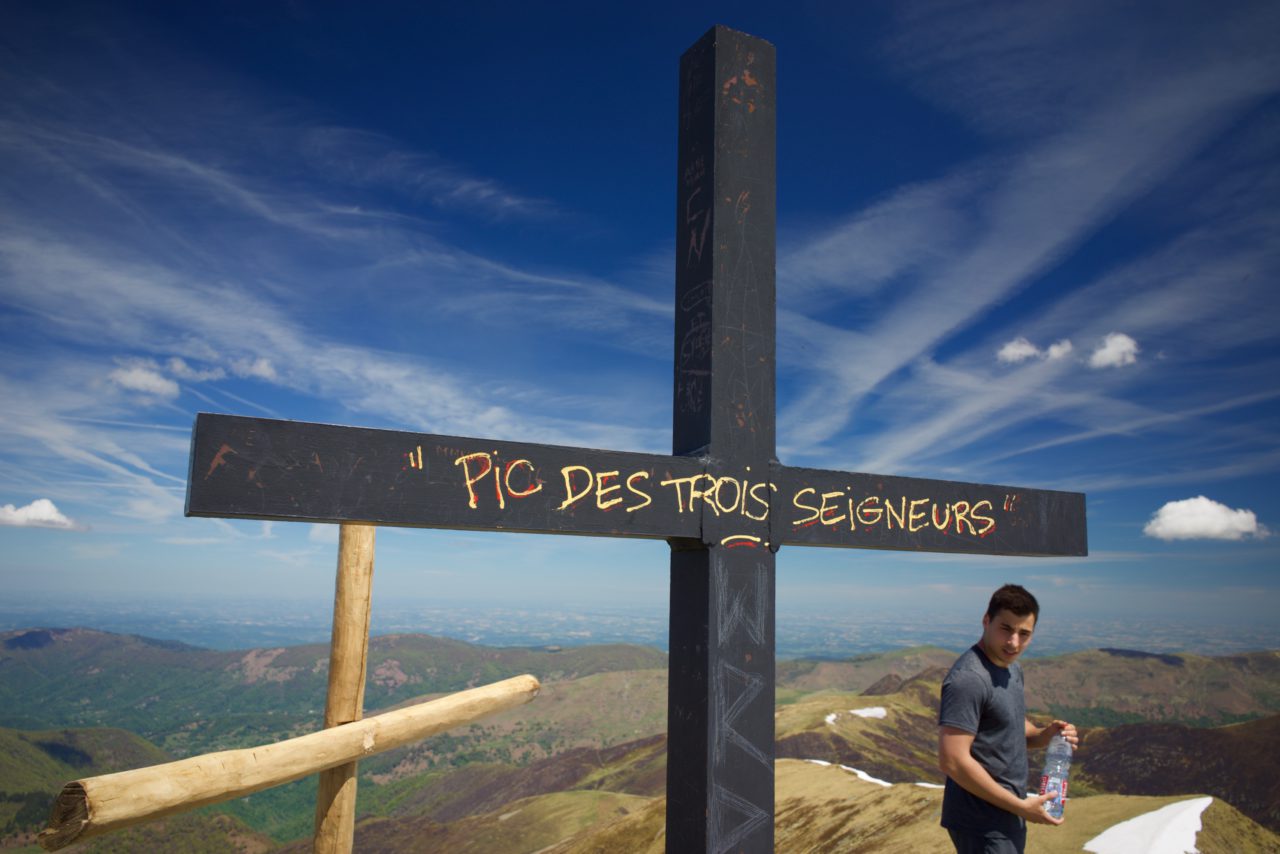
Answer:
[{"left": 668, "top": 26, "right": 777, "bottom": 854}]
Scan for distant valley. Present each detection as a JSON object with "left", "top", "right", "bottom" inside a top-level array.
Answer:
[{"left": 2, "top": 627, "right": 1277, "bottom": 852}]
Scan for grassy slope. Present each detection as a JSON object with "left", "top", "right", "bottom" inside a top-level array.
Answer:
[
  {"left": 774, "top": 669, "right": 944, "bottom": 784},
  {"left": 1196, "top": 797, "right": 1280, "bottom": 854},
  {"left": 275, "top": 791, "right": 653, "bottom": 854},
  {"left": 309, "top": 657, "right": 1280, "bottom": 853},
  {"left": 356, "top": 734, "right": 666, "bottom": 827},
  {"left": 544, "top": 761, "right": 1280, "bottom": 854},
  {"left": 1025, "top": 793, "right": 1280, "bottom": 854},
  {"left": 361, "top": 668, "right": 668, "bottom": 781},
  {"left": 776, "top": 646, "right": 956, "bottom": 695},
  {"left": 337, "top": 665, "right": 1280, "bottom": 845},
  {"left": 0, "top": 726, "right": 169, "bottom": 843}
]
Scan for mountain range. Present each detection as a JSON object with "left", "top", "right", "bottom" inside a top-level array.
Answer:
[{"left": 2, "top": 627, "right": 1277, "bottom": 852}]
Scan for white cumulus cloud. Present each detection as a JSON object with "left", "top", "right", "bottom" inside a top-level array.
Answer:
[
  {"left": 1045, "top": 339, "right": 1074, "bottom": 360},
  {"left": 1144, "top": 496, "right": 1269, "bottom": 541},
  {"left": 1089, "top": 332, "right": 1140, "bottom": 368},
  {"left": 997, "top": 336, "right": 1041, "bottom": 364},
  {"left": 997, "top": 336, "right": 1074, "bottom": 364},
  {"left": 232, "top": 356, "right": 278, "bottom": 381},
  {"left": 167, "top": 357, "right": 225, "bottom": 381},
  {"left": 0, "top": 498, "right": 82, "bottom": 529},
  {"left": 108, "top": 363, "right": 180, "bottom": 397}
]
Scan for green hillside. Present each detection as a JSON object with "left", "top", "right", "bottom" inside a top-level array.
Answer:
[
  {"left": 360, "top": 668, "right": 668, "bottom": 781},
  {"left": 0, "top": 725, "right": 169, "bottom": 843},
  {"left": 0, "top": 628, "right": 666, "bottom": 758},
  {"left": 776, "top": 645, "right": 956, "bottom": 696},
  {"left": 1075, "top": 713, "right": 1280, "bottom": 834},
  {"left": 1023, "top": 648, "right": 1280, "bottom": 726},
  {"left": 73, "top": 813, "right": 274, "bottom": 854}
]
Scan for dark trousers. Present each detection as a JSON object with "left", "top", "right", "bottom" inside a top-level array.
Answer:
[{"left": 947, "top": 826, "right": 1027, "bottom": 854}]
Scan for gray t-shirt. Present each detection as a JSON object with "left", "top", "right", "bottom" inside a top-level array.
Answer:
[{"left": 939, "top": 644, "right": 1027, "bottom": 834}]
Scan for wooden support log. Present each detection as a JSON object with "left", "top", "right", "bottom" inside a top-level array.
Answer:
[
  {"left": 38, "top": 674, "right": 541, "bottom": 851},
  {"left": 314, "top": 523, "right": 376, "bottom": 854}
]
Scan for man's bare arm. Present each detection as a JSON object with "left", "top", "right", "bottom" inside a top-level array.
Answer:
[{"left": 938, "top": 726, "right": 1062, "bottom": 826}]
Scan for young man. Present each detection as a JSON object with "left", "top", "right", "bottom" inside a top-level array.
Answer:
[{"left": 937, "top": 584, "right": 1079, "bottom": 854}]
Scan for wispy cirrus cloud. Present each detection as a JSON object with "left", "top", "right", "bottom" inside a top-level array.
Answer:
[
  {"left": 779, "top": 174, "right": 976, "bottom": 302},
  {"left": 775, "top": 0, "right": 1280, "bottom": 494},
  {"left": 299, "top": 127, "right": 555, "bottom": 220},
  {"left": 0, "top": 174, "right": 672, "bottom": 537}
]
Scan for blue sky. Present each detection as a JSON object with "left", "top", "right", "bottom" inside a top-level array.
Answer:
[{"left": 2, "top": 1, "right": 1277, "bottom": 632}]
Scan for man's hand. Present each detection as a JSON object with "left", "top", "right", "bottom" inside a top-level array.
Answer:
[
  {"left": 1051, "top": 719, "right": 1079, "bottom": 749},
  {"left": 1020, "top": 791, "right": 1065, "bottom": 826},
  {"left": 1027, "top": 718, "right": 1079, "bottom": 750}
]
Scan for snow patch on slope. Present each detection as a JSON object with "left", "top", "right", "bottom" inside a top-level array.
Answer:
[{"left": 1083, "top": 797, "right": 1213, "bottom": 854}]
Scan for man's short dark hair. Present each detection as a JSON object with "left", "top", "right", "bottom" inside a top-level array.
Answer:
[{"left": 986, "top": 583, "right": 1039, "bottom": 624}]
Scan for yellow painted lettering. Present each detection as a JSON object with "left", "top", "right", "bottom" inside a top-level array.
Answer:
[
  {"left": 792, "top": 487, "right": 820, "bottom": 525},
  {"left": 714, "top": 476, "right": 743, "bottom": 515},
  {"left": 972, "top": 499, "right": 996, "bottom": 536},
  {"left": 690, "top": 474, "right": 717, "bottom": 515},
  {"left": 454, "top": 452, "right": 494, "bottom": 510},
  {"left": 856, "top": 496, "right": 882, "bottom": 526},
  {"left": 660, "top": 475, "right": 698, "bottom": 512},
  {"left": 819, "top": 490, "right": 847, "bottom": 527},
  {"left": 503, "top": 459, "right": 542, "bottom": 499},
  {"left": 908, "top": 498, "right": 930, "bottom": 532},
  {"left": 558, "top": 465, "right": 594, "bottom": 511},
  {"left": 745, "top": 481, "right": 772, "bottom": 521},
  {"left": 493, "top": 452, "right": 505, "bottom": 508},
  {"left": 625, "top": 471, "right": 652, "bottom": 512},
  {"left": 952, "top": 501, "right": 976, "bottom": 535},
  {"left": 596, "top": 470, "right": 622, "bottom": 510},
  {"left": 884, "top": 496, "right": 906, "bottom": 530}
]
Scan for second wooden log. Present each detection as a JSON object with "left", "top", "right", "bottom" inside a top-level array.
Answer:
[{"left": 314, "top": 523, "right": 377, "bottom": 853}]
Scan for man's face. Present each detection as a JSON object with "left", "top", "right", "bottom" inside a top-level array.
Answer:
[{"left": 981, "top": 608, "right": 1036, "bottom": 668}]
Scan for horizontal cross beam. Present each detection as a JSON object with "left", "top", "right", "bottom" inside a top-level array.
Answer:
[
  {"left": 185, "top": 413, "right": 702, "bottom": 541},
  {"left": 186, "top": 413, "right": 1085, "bottom": 556}
]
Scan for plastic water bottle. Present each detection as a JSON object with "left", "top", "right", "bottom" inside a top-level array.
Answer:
[{"left": 1038, "top": 734, "right": 1072, "bottom": 819}]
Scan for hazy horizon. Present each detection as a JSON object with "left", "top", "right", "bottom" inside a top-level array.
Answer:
[{"left": 4, "top": 591, "right": 1275, "bottom": 660}]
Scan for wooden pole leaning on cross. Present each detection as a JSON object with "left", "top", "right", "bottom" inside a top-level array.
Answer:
[
  {"left": 37, "top": 519, "right": 540, "bottom": 852},
  {"left": 37, "top": 674, "right": 540, "bottom": 850},
  {"left": 42, "top": 25, "right": 1085, "bottom": 854}
]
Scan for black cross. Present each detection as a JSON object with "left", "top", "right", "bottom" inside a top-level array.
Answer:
[{"left": 186, "top": 26, "right": 1086, "bottom": 854}]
